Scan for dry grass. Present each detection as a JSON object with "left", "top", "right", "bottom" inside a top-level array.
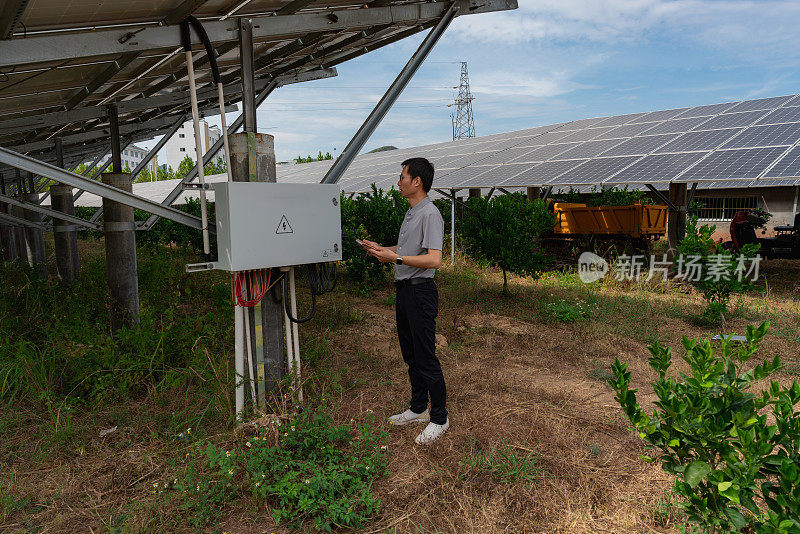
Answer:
[{"left": 2, "top": 246, "right": 799, "bottom": 533}]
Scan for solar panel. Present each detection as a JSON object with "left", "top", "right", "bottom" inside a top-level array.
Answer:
[
  {"left": 694, "top": 110, "right": 769, "bottom": 130},
  {"left": 560, "top": 117, "right": 609, "bottom": 131},
  {"left": 598, "top": 134, "right": 677, "bottom": 156},
  {"left": 472, "top": 146, "right": 540, "bottom": 166},
  {"left": 611, "top": 153, "right": 707, "bottom": 183},
  {"left": 510, "top": 143, "right": 580, "bottom": 162},
  {"left": 516, "top": 130, "right": 575, "bottom": 146},
  {"left": 678, "top": 147, "right": 788, "bottom": 180},
  {"left": 551, "top": 139, "right": 627, "bottom": 159},
  {"left": 591, "top": 112, "right": 648, "bottom": 128},
  {"left": 631, "top": 108, "right": 691, "bottom": 123},
  {"left": 502, "top": 160, "right": 586, "bottom": 186},
  {"left": 676, "top": 102, "right": 738, "bottom": 118},
  {"left": 594, "top": 122, "right": 661, "bottom": 140},
  {"left": 640, "top": 117, "right": 710, "bottom": 135},
  {"left": 460, "top": 163, "right": 532, "bottom": 187},
  {"left": 754, "top": 178, "right": 800, "bottom": 186},
  {"left": 547, "top": 156, "right": 640, "bottom": 185},
  {"left": 655, "top": 129, "right": 742, "bottom": 153},
  {"left": 554, "top": 127, "right": 617, "bottom": 143},
  {"left": 722, "top": 123, "right": 800, "bottom": 149},
  {"left": 727, "top": 95, "right": 798, "bottom": 113},
  {"left": 447, "top": 165, "right": 498, "bottom": 187},
  {"left": 764, "top": 146, "right": 800, "bottom": 177},
  {"left": 756, "top": 106, "right": 800, "bottom": 125}
]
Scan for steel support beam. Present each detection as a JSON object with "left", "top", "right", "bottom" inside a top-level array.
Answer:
[
  {"left": 322, "top": 4, "right": 459, "bottom": 184},
  {"left": 646, "top": 184, "right": 678, "bottom": 212},
  {"left": 0, "top": 193, "right": 100, "bottom": 230},
  {"left": 239, "top": 18, "right": 257, "bottom": 133},
  {"left": 140, "top": 78, "right": 279, "bottom": 230},
  {"left": 0, "top": 1, "right": 516, "bottom": 67},
  {"left": 87, "top": 113, "right": 187, "bottom": 224},
  {"left": 0, "top": 211, "right": 45, "bottom": 229},
  {"left": 0, "top": 146, "right": 203, "bottom": 229},
  {"left": 64, "top": 53, "right": 141, "bottom": 111},
  {"left": 0, "top": 68, "right": 335, "bottom": 138},
  {"left": 0, "top": 0, "right": 30, "bottom": 39}
]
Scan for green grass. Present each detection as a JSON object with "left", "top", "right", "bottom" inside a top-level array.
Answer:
[{"left": 459, "top": 439, "right": 542, "bottom": 485}]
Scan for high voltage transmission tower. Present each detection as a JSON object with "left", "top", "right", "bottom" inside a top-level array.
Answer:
[{"left": 450, "top": 62, "right": 475, "bottom": 140}]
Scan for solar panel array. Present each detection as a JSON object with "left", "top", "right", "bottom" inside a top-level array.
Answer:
[{"left": 278, "top": 94, "right": 800, "bottom": 194}]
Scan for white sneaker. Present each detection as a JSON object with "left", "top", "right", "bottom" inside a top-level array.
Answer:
[
  {"left": 388, "top": 408, "right": 430, "bottom": 426},
  {"left": 415, "top": 419, "right": 450, "bottom": 445}
]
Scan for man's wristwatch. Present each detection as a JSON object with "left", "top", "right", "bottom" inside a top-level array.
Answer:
[{"left": 395, "top": 255, "right": 403, "bottom": 265}]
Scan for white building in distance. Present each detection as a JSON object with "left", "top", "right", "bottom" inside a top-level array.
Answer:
[
  {"left": 96, "top": 144, "right": 159, "bottom": 176},
  {"left": 159, "top": 119, "right": 221, "bottom": 171}
]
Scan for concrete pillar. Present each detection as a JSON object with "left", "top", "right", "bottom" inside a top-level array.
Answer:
[
  {"left": 0, "top": 203, "right": 17, "bottom": 261},
  {"left": 527, "top": 186, "right": 541, "bottom": 202},
  {"left": 468, "top": 188, "right": 481, "bottom": 199},
  {"left": 21, "top": 193, "right": 48, "bottom": 277},
  {"left": 230, "top": 132, "right": 284, "bottom": 397},
  {"left": 102, "top": 172, "right": 139, "bottom": 332},
  {"left": 668, "top": 183, "right": 688, "bottom": 256},
  {"left": 51, "top": 184, "right": 80, "bottom": 285}
]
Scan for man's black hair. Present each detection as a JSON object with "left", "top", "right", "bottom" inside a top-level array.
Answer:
[{"left": 402, "top": 157, "right": 434, "bottom": 193}]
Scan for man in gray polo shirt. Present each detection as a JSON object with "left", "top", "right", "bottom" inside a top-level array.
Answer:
[{"left": 361, "top": 157, "right": 449, "bottom": 445}]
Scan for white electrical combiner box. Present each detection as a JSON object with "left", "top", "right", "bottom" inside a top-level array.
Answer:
[{"left": 211, "top": 182, "right": 342, "bottom": 271}]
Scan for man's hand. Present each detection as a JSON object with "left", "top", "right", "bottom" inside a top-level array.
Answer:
[{"left": 364, "top": 242, "right": 399, "bottom": 263}]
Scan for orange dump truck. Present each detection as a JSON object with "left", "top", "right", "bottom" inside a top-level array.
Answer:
[{"left": 552, "top": 201, "right": 668, "bottom": 239}]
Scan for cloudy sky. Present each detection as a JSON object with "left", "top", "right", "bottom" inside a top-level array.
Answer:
[{"left": 188, "top": 0, "right": 800, "bottom": 163}]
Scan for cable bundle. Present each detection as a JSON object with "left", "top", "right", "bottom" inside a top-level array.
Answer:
[
  {"left": 284, "top": 263, "right": 337, "bottom": 323},
  {"left": 231, "top": 268, "right": 274, "bottom": 307}
]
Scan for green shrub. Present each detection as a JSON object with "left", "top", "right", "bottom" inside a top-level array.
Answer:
[
  {"left": 461, "top": 193, "right": 554, "bottom": 293},
  {"left": 551, "top": 185, "right": 653, "bottom": 206},
  {"left": 340, "top": 185, "right": 410, "bottom": 285},
  {"left": 173, "top": 405, "right": 389, "bottom": 531},
  {"left": 610, "top": 322, "right": 800, "bottom": 533},
  {"left": 676, "top": 217, "right": 760, "bottom": 322}
]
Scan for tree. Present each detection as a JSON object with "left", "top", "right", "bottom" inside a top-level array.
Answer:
[
  {"left": 461, "top": 193, "right": 555, "bottom": 293},
  {"left": 176, "top": 155, "right": 196, "bottom": 180}
]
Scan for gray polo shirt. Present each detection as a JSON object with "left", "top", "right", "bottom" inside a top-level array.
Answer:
[{"left": 395, "top": 196, "right": 444, "bottom": 281}]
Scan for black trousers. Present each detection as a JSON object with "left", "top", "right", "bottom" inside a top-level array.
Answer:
[{"left": 395, "top": 279, "right": 448, "bottom": 425}]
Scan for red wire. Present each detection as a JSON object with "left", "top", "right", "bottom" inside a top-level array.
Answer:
[{"left": 232, "top": 268, "right": 272, "bottom": 307}]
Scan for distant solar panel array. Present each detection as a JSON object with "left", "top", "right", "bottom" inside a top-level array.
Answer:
[{"left": 277, "top": 94, "right": 800, "bottom": 194}]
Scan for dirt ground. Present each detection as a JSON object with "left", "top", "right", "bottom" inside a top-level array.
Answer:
[{"left": 2, "top": 256, "right": 799, "bottom": 533}]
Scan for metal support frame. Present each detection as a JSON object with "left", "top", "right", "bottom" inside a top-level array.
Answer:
[
  {"left": 542, "top": 186, "right": 553, "bottom": 202},
  {"left": 88, "top": 113, "right": 188, "bottom": 224},
  {"left": 322, "top": 3, "right": 459, "bottom": 184},
  {"left": 687, "top": 182, "right": 698, "bottom": 208},
  {"left": 0, "top": 211, "right": 45, "bottom": 229},
  {"left": 0, "top": 147, "right": 203, "bottom": 229},
  {"left": 485, "top": 187, "right": 496, "bottom": 200},
  {"left": 0, "top": 69, "right": 335, "bottom": 138},
  {"left": 0, "top": 193, "right": 100, "bottom": 230},
  {"left": 498, "top": 187, "right": 511, "bottom": 196},
  {"left": 646, "top": 184, "right": 678, "bottom": 212},
  {"left": 140, "top": 78, "right": 280, "bottom": 230},
  {"left": 108, "top": 104, "right": 123, "bottom": 173},
  {"left": 0, "top": 1, "right": 515, "bottom": 68}
]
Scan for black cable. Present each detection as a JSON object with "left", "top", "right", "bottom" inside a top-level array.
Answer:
[
  {"left": 284, "top": 263, "right": 338, "bottom": 324},
  {"left": 184, "top": 16, "right": 222, "bottom": 85}
]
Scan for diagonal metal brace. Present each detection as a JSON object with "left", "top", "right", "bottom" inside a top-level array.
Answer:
[
  {"left": 646, "top": 184, "right": 678, "bottom": 212},
  {"left": 0, "top": 192, "right": 101, "bottom": 230},
  {"left": 322, "top": 3, "right": 460, "bottom": 184},
  {"left": 0, "top": 147, "right": 203, "bottom": 229}
]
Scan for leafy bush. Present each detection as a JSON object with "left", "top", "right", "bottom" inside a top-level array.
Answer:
[
  {"left": 461, "top": 193, "right": 554, "bottom": 293},
  {"left": 339, "top": 185, "right": 409, "bottom": 285},
  {"left": 610, "top": 323, "right": 800, "bottom": 533},
  {"left": 676, "top": 217, "right": 760, "bottom": 322},
  {"left": 552, "top": 185, "right": 653, "bottom": 206},
  {"left": 173, "top": 405, "right": 389, "bottom": 531},
  {"left": 74, "top": 198, "right": 216, "bottom": 256}
]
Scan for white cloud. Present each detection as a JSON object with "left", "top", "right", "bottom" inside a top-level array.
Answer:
[{"left": 450, "top": 0, "right": 800, "bottom": 59}]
